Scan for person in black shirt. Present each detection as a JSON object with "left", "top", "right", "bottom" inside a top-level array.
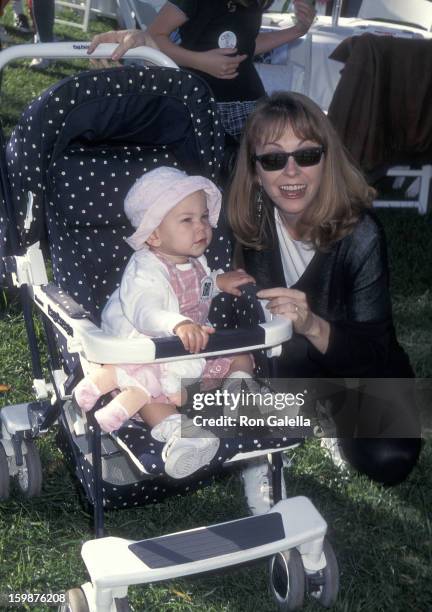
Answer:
[
  {"left": 227, "top": 91, "right": 421, "bottom": 490},
  {"left": 88, "top": 0, "right": 316, "bottom": 137}
]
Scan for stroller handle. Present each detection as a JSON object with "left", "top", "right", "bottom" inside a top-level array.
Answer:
[{"left": 0, "top": 42, "right": 178, "bottom": 71}]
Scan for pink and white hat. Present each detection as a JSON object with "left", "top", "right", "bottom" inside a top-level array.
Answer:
[{"left": 124, "top": 166, "right": 222, "bottom": 250}]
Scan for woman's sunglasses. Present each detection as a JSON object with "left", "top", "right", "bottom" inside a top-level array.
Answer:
[{"left": 252, "top": 146, "right": 325, "bottom": 171}]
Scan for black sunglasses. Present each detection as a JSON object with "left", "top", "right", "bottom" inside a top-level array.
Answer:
[{"left": 252, "top": 146, "right": 325, "bottom": 171}]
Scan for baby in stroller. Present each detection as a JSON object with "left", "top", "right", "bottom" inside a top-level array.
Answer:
[
  {"left": 0, "top": 53, "right": 340, "bottom": 610},
  {"left": 74, "top": 165, "right": 256, "bottom": 479}
]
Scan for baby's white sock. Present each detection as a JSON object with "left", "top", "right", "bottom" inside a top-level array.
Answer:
[
  {"left": 151, "top": 413, "right": 181, "bottom": 442},
  {"left": 74, "top": 378, "right": 103, "bottom": 412},
  {"left": 94, "top": 398, "right": 130, "bottom": 433},
  {"left": 223, "top": 370, "right": 252, "bottom": 390}
]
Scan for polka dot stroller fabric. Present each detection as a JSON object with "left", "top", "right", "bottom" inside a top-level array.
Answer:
[{"left": 2, "top": 65, "right": 300, "bottom": 507}]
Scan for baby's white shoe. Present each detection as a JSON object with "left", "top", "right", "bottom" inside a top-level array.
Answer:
[{"left": 152, "top": 414, "right": 219, "bottom": 479}]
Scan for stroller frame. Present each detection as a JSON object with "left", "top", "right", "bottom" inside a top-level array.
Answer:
[{"left": 0, "top": 43, "right": 338, "bottom": 612}]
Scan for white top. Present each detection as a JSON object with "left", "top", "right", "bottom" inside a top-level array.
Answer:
[
  {"left": 274, "top": 209, "right": 315, "bottom": 287},
  {"left": 101, "top": 248, "right": 220, "bottom": 339}
]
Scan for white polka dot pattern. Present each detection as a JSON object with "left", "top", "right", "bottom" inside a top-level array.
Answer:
[
  {"left": 2, "top": 65, "right": 299, "bottom": 503},
  {"left": 1, "top": 65, "right": 225, "bottom": 291},
  {"left": 1, "top": 65, "right": 230, "bottom": 371}
]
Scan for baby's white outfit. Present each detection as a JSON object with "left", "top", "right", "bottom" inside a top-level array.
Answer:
[
  {"left": 101, "top": 248, "right": 233, "bottom": 401},
  {"left": 81, "top": 247, "right": 230, "bottom": 478}
]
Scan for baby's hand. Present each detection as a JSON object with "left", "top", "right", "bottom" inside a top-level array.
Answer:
[
  {"left": 173, "top": 321, "right": 215, "bottom": 353},
  {"left": 216, "top": 269, "right": 255, "bottom": 296}
]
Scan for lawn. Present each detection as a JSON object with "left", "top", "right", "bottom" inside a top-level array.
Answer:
[{"left": 0, "top": 5, "right": 432, "bottom": 612}]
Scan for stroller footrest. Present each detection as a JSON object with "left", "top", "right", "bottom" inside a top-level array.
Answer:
[
  {"left": 81, "top": 497, "right": 327, "bottom": 588},
  {"left": 129, "top": 512, "right": 284, "bottom": 568}
]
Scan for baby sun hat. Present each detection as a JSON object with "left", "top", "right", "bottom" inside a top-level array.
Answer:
[{"left": 124, "top": 166, "right": 222, "bottom": 250}]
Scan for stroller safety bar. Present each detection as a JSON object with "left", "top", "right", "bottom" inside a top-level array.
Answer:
[
  {"left": 0, "top": 42, "right": 178, "bottom": 71},
  {"left": 81, "top": 497, "right": 327, "bottom": 590},
  {"left": 32, "top": 284, "right": 293, "bottom": 364}
]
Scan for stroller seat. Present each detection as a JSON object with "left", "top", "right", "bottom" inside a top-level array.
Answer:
[{"left": 1, "top": 64, "right": 302, "bottom": 509}]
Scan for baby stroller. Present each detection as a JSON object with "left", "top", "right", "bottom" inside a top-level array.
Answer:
[{"left": 0, "top": 43, "right": 339, "bottom": 612}]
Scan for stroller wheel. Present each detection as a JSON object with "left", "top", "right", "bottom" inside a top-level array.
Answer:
[
  {"left": 0, "top": 444, "right": 10, "bottom": 500},
  {"left": 306, "top": 537, "right": 339, "bottom": 608},
  {"left": 59, "top": 588, "right": 89, "bottom": 612},
  {"left": 15, "top": 440, "right": 43, "bottom": 498},
  {"left": 268, "top": 548, "right": 305, "bottom": 611}
]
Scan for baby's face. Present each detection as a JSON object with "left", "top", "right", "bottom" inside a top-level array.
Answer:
[{"left": 149, "top": 190, "right": 212, "bottom": 263}]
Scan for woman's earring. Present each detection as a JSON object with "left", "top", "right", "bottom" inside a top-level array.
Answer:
[{"left": 256, "top": 186, "right": 263, "bottom": 219}]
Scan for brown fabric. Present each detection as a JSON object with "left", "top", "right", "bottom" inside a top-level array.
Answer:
[{"left": 327, "top": 34, "right": 432, "bottom": 172}]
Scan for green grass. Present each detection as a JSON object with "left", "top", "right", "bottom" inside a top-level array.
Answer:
[
  {"left": 1, "top": 6, "right": 432, "bottom": 612},
  {"left": 0, "top": 8, "right": 116, "bottom": 136}
]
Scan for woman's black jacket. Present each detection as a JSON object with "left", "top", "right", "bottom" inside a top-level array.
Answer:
[{"left": 241, "top": 211, "right": 413, "bottom": 379}]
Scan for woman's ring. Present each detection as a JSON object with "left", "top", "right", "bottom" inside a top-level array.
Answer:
[{"left": 294, "top": 304, "right": 299, "bottom": 312}]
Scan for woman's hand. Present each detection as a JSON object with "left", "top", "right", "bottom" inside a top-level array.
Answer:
[
  {"left": 216, "top": 269, "right": 255, "bottom": 296},
  {"left": 87, "top": 29, "right": 158, "bottom": 61},
  {"left": 257, "top": 287, "right": 313, "bottom": 333},
  {"left": 173, "top": 321, "right": 215, "bottom": 353},
  {"left": 257, "top": 287, "right": 330, "bottom": 353},
  {"left": 292, "top": 0, "right": 316, "bottom": 36},
  {"left": 196, "top": 48, "right": 247, "bottom": 79}
]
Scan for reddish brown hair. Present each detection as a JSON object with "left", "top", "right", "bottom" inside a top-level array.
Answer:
[{"left": 227, "top": 92, "right": 375, "bottom": 251}]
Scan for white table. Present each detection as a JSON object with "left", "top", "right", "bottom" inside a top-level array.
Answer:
[{"left": 256, "top": 15, "right": 431, "bottom": 111}]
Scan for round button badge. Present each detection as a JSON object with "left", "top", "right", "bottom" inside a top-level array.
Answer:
[{"left": 218, "top": 31, "right": 237, "bottom": 49}]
